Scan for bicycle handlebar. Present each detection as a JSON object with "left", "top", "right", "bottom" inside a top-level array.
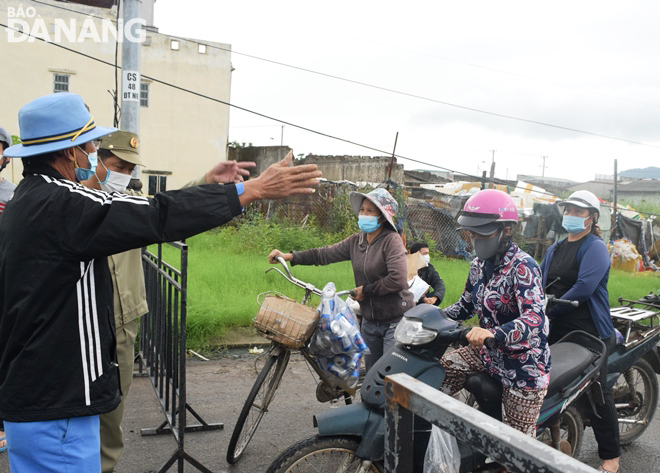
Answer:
[{"left": 267, "top": 256, "right": 354, "bottom": 297}]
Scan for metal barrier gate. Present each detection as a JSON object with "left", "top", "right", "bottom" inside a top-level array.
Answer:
[
  {"left": 384, "top": 373, "right": 598, "bottom": 473},
  {"left": 140, "top": 242, "right": 223, "bottom": 473}
]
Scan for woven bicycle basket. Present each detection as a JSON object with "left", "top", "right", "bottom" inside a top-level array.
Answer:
[{"left": 254, "top": 292, "right": 319, "bottom": 349}]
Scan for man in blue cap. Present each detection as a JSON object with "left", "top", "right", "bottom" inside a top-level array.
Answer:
[
  {"left": 0, "top": 92, "right": 321, "bottom": 472},
  {"left": 82, "top": 130, "right": 256, "bottom": 472}
]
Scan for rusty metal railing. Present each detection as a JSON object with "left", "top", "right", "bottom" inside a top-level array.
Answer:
[{"left": 384, "top": 373, "right": 598, "bottom": 473}]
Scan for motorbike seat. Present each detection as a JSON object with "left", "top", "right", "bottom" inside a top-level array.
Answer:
[
  {"left": 546, "top": 341, "right": 597, "bottom": 398},
  {"left": 464, "top": 341, "right": 596, "bottom": 417}
]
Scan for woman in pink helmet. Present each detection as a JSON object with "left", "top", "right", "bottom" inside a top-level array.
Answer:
[{"left": 440, "top": 189, "right": 550, "bottom": 439}]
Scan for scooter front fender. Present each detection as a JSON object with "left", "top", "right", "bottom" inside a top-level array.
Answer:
[{"left": 314, "top": 403, "right": 385, "bottom": 461}]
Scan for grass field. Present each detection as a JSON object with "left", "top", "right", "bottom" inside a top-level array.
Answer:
[{"left": 158, "top": 232, "right": 660, "bottom": 350}]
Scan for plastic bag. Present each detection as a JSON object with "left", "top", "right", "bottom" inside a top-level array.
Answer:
[
  {"left": 308, "top": 282, "right": 367, "bottom": 391},
  {"left": 423, "top": 425, "right": 460, "bottom": 473}
]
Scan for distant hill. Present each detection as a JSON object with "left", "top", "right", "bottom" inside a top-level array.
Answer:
[{"left": 620, "top": 167, "right": 660, "bottom": 179}]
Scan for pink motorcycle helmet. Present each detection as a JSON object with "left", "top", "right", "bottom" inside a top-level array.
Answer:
[{"left": 457, "top": 189, "right": 518, "bottom": 235}]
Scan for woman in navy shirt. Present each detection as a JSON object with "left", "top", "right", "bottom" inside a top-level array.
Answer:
[{"left": 540, "top": 190, "right": 619, "bottom": 473}]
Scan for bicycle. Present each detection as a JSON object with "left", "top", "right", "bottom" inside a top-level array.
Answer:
[{"left": 226, "top": 256, "right": 362, "bottom": 464}]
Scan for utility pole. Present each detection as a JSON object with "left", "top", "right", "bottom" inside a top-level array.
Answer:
[
  {"left": 489, "top": 150, "right": 496, "bottom": 188},
  {"left": 541, "top": 156, "right": 548, "bottom": 177},
  {"left": 280, "top": 125, "right": 284, "bottom": 146},
  {"left": 120, "top": 0, "right": 143, "bottom": 187},
  {"left": 386, "top": 132, "right": 399, "bottom": 192}
]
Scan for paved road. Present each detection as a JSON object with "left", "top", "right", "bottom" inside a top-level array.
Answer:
[
  {"left": 1, "top": 352, "right": 659, "bottom": 472},
  {"left": 117, "top": 352, "right": 334, "bottom": 473}
]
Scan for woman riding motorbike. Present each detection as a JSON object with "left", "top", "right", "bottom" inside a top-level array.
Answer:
[
  {"left": 540, "top": 190, "right": 620, "bottom": 473},
  {"left": 441, "top": 189, "right": 551, "bottom": 440}
]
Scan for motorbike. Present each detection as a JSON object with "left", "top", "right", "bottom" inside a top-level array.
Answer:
[{"left": 265, "top": 299, "right": 660, "bottom": 473}]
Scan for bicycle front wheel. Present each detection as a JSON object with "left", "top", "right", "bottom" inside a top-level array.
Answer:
[
  {"left": 226, "top": 347, "right": 291, "bottom": 464},
  {"left": 266, "top": 435, "right": 383, "bottom": 473}
]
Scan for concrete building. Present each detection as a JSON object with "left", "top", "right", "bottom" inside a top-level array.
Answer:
[
  {"left": 1, "top": 0, "right": 232, "bottom": 191},
  {"left": 228, "top": 145, "right": 292, "bottom": 176},
  {"left": 516, "top": 175, "right": 577, "bottom": 190},
  {"left": 615, "top": 180, "right": 660, "bottom": 207},
  {"left": 299, "top": 154, "right": 404, "bottom": 185},
  {"left": 404, "top": 170, "right": 452, "bottom": 187},
  {"left": 567, "top": 180, "right": 615, "bottom": 201}
]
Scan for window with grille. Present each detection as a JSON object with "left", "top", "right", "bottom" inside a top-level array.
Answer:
[
  {"left": 140, "top": 82, "right": 149, "bottom": 107},
  {"left": 148, "top": 175, "right": 167, "bottom": 194},
  {"left": 53, "top": 74, "right": 69, "bottom": 93}
]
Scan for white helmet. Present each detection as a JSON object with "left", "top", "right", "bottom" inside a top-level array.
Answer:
[{"left": 558, "top": 190, "right": 600, "bottom": 212}]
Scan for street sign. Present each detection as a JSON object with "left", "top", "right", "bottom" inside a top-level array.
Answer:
[{"left": 122, "top": 70, "right": 140, "bottom": 102}]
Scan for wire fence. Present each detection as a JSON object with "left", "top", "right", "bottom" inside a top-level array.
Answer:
[
  {"left": 243, "top": 180, "right": 660, "bottom": 266},
  {"left": 246, "top": 180, "right": 473, "bottom": 259}
]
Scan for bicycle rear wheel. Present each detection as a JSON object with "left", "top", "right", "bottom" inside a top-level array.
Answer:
[{"left": 226, "top": 347, "right": 291, "bottom": 464}]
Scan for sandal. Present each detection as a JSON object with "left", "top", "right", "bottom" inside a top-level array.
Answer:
[
  {"left": 597, "top": 467, "right": 619, "bottom": 473},
  {"left": 0, "top": 436, "right": 6, "bottom": 453}
]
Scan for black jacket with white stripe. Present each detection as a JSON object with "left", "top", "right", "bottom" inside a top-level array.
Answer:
[{"left": 0, "top": 163, "right": 242, "bottom": 422}]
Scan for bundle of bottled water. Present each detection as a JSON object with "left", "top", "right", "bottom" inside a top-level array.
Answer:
[{"left": 309, "top": 282, "right": 368, "bottom": 390}]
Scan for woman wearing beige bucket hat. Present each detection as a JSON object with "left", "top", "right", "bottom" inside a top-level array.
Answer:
[{"left": 269, "top": 187, "right": 413, "bottom": 371}]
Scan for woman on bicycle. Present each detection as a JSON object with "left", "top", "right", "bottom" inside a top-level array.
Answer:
[
  {"left": 269, "top": 188, "right": 413, "bottom": 372},
  {"left": 440, "top": 189, "right": 550, "bottom": 439},
  {"left": 540, "top": 190, "right": 620, "bottom": 473}
]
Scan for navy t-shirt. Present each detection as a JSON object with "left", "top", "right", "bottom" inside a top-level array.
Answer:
[{"left": 546, "top": 234, "right": 598, "bottom": 344}]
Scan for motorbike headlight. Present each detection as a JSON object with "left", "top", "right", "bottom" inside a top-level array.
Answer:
[{"left": 394, "top": 317, "right": 437, "bottom": 345}]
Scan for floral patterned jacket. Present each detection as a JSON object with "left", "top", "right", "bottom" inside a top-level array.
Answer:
[{"left": 445, "top": 242, "right": 550, "bottom": 390}]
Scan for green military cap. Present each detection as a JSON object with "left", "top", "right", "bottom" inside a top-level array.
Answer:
[{"left": 99, "top": 130, "right": 145, "bottom": 166}]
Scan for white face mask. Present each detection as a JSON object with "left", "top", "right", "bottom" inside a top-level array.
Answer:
[
  {"left": 100, "top": 171, "right": 132, "bottom": 193},
  {"left": 421, "top": 254, "right": 431, "bottom": 264}
]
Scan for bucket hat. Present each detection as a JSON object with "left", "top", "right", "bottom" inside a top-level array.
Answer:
[
  {"left": 350, "top": 187, "right": 398, "bottom": 231},
  {"left": 100, "top": 131, "right": 145, "bottom": 166},
  {"left": 4, "top": 93, "right": 117, "bottom": 158}
]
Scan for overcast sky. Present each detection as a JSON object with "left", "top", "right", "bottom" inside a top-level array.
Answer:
[{"left": 155, "top": 0, "right": 660, "bottom": 183}]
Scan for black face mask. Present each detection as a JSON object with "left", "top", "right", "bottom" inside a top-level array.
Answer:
[
  {"left": 0, "top": 157, "right": 8, "bottom": 173},
  {"left": 471, "top": 230, "right": 502, "bottom": 261}
]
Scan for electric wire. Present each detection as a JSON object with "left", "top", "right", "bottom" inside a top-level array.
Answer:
[
  {"left": 3, "top": 21, "right": 658, "bottom": 218},
  {"left": 0, "top": 21, "right": 485, "bottom": 178},
  {"left": 303, "top": 27, "right": 660, "bottom": 110},
  {"left": 25, "top": 0, "right": 660, "bottom": 149},
  {"left": 30, "top": 0, "right": 660, "bottom": 112}
]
